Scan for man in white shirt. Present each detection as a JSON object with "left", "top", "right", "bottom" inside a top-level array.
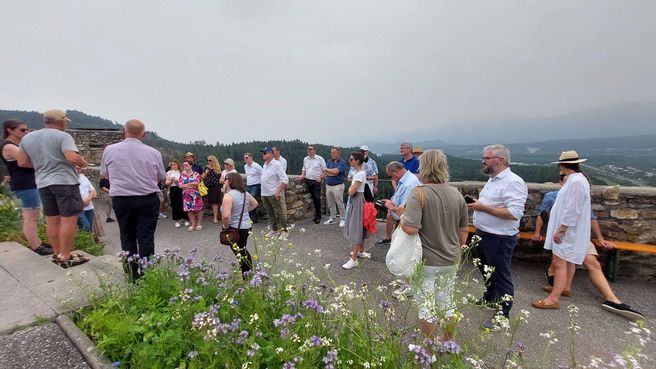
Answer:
[
  {"left": 272, "top": 145, "right": 287, "bottom": 173},
  {"left": 468, "top": 144, "right": 527, "bottom": 330},
  {"left": 299, "top": 144, "right": 327, "bottom": 224},
  {"left": 243, "top": 152, "right": 263, "bottom": 223},
  {"left": 260, "top": 146, "right": 289, "bottom": 236}
]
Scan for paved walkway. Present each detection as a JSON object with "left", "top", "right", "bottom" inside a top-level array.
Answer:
[{"left": 1, "top": 203, "right": 654, "bottom": 368}]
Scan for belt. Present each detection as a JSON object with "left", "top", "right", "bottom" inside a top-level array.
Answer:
[
  {"left": 327, "top": 183, "right": 344, "bottom": 186},
  {"left": 475, "top": 229, "right": 516, "bottom": 238}
]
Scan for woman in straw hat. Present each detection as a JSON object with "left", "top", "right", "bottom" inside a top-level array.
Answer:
[{"left": 532, "top": 150, "right": 591, "bottom": 310}]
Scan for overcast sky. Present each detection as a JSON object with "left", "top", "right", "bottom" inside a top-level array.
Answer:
[{"left": 2, "top": 1, "right": 655, "bottom": 146}]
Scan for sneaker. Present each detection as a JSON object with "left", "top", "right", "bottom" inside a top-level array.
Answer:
[
  {"left": 184, "top": 221, "right": 190, "bottom": 227},
  {"left": 342, "top": 258, "right": 359, "bottom": 270},
  {"left": 357, "top": 251, "right": 371, "bottom": 259},
  {"left": 601, "top": 301, "right": 645, "bottom": 321},
  {"left": 392, "top": 285, "right": 413, "bottom": 299},
  {"left": 375, "top": 238, "right": 391, "bottom": 246},
  {"left": 323, "top": 218, "right": 336, "bottom": 225},
  {"left": 32, "top": 245, "right": 54, "bottom": 256},
  {"left": 106, "top": 218, "right": 115, "bottom": 223},
  {"left": 195, "top": 225, "right": 203, "bottom": 231},
  {"left": 175, "top": 222, "right": 181, "bottom": 228},
  {"left": 41, "top": 242, "right": 53, "bottom": 249},
  {"left": 314, "top": 218, "right": 321, "bottom": 224},
  {"left": 339, "top": 220, "right": 345, "bottom": 228},
  {"left": 482, "top": 319, "right": 501, "bottom": 332},
  {"left": 158, "top": 213, "right": 167, "bottom": 219},
  {"left": 187, "top": 226, "right": 195, "bottom": 232}
]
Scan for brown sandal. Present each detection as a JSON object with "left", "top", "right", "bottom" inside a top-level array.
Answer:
[{"left": 53, "top": 254, "right": 89, "bottom": 269}]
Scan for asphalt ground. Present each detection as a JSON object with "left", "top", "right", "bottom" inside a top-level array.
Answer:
[{"left": 98, "top": 204, "right": 655, "bottom": 368}]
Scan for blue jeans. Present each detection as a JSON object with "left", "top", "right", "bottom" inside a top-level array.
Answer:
[
  {"left": 476, "top": 232, "right": 518, "bottom": 317},
  {"left": 246, "top": 184, "right": 261, "bottom": 222},
  {"left": 77, "top": 209, "right": 95, "bottom": 232}
]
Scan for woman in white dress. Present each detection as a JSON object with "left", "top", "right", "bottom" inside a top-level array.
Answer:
[{"left": 532, "top": 150, "right": 591, "bottom": 310}]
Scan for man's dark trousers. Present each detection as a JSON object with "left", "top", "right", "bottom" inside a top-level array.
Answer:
[
  {"left": 113, "top": 193, "right": 160, "bottom": 280},
  {"left": 476, "top": 232, "right": 518, "bottom": 317},
  {"left": 246, "top": 184, "right": 261, "bottom": 222},
  {"left": 305, "top": 179, "right": 322, "bottom": 221}
]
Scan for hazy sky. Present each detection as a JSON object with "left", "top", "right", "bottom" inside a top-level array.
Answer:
[{"left": 2, "top": 1, "right": 655, "bottom": 146}]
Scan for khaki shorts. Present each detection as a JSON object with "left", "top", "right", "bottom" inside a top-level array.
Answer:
[{"left": 586, "top": 241, "right": 598, "bottom": 256}]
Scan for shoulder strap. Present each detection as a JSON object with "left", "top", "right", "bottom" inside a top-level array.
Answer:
[
  {"left": 236, "top": 191, "right": 247, "bottom": 230},
  {"left": 417, "top": 186, "right": 425, "bottom": 209}
]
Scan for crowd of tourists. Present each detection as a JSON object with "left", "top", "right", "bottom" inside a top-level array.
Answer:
[{"left": 1, "top": 111, "right": 644, "bottom": 346}]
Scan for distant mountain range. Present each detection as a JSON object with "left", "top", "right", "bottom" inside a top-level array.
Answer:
[
  {"left": 2, "top": 106, "right": 654, "bottom": 186},
  {"left": 366, "top": 101, "right": 656, "bottom": 151}
]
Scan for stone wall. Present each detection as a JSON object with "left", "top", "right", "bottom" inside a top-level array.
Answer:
[{"left": 69, "top": 128, "right": 124, "bottom": 167}]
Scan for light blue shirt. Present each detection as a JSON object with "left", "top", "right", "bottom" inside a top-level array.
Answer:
[{"left": 390, "top": 170, "right": 420, "bottom": 220}]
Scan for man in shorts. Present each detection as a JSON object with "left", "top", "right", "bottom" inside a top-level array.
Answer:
[{"left": 17, "top": 109, "right": 88, "bottom": 268}]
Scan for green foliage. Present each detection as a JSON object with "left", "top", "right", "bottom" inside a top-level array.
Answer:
[
  {"left": 0, "top": 193, "right": 104, "bottom": 255},
  {"left": 0, "top": 194, "right": 27, "bottom": 243}
]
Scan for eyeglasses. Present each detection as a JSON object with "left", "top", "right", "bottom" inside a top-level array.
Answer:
[
  {"left": 207, "top": 158, "right": 213, "bottom": 162},
  {"left": 482, "top": 156, "right": 500, "bottom": 161}
]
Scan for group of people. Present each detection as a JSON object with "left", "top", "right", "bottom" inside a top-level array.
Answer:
[
  {"left": 2, "top": 111, "right": 89, "bottom": 267},
  {"left": 2, "top": 112, "right": 644, "bottom": 343}
]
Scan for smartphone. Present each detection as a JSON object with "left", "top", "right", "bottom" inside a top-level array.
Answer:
[
  {"left": 375, "top": 200, "right": 385, "bottom": 208},
  {"left": 464, "top": 195, "right": 475, "bottom": 204}
]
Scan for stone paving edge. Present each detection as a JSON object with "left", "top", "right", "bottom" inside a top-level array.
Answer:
[{"left": 56, "top": 314, "right": 112, "bottom": 369}]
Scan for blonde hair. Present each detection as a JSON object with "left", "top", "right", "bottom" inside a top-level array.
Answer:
[
  {"left": 207, "top": 155, "right": 222, "bottom": 172},
  {"left": 419, "top": 149, "right": 450, "bottom": 184}
]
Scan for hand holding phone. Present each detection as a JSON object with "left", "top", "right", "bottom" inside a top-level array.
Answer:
[{"left": 464, "top": 195, "right": 476, "bottom": 204}]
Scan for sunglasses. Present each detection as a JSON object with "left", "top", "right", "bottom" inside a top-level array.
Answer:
[
  {"left": 224, "top": 162, "right": 231, "bottom": 165},
  {"left": 17, "top": 128, "right": 29, "bottom": 132}
]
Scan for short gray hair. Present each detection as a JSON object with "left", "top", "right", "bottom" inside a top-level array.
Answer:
[
  {"left": 401, "top": 142, "right": 413, "bottom": 150},
  {"left": 386, "top": 161, "right": 405, "bottom": 173},
  {"left": 483, "top": 144, "right": 510, "bottom": 164}
]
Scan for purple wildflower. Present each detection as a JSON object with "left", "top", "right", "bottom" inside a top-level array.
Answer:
[
  {"left": 192, "top": 295, "right": 202, "bottom": 302},
  {"left": 309, "top": 335, "right": 323, "bottom": 347},
  {"left": 188, "top": 351, "right": 198, "bottom": 359},
  {"left": 236, "top": 330, "right": 249, "bottom": 344},
  {"left": 409, "top": 344, "right": 433, "bottom": 369},
  {"left": 302, "top": 299, "right": 325, "bottom": 314},
  {"left": 235, "top": 287, "right": 245, "bottom": 294},
  {"left": 440, "top": 340, "right": 461, "bottom": 354},
  {"left": 216, "top": 270, "right": 230, "bottom": 280},
  {"left": 323, "top": 349, "right": 338, "bottom": 366},
  {"left": 110, "top": 362, "right": 120, "bottom": 368},
  {"left": 247, "top": 343, "right": 260, "bottom": 357},
  {"left": 282, "top": 362, "right": 295, "bottom": 369}
]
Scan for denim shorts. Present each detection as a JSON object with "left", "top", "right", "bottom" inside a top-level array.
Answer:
[{"left": 13, "top": 188, "right": 42, "bottom": 209}]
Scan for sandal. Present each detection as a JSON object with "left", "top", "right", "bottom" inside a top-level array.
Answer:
[
  {"left": 195, "top": 225, "right": 203, "bottom": 231},
  {"left": 188, "top": 226, "right": 195, "bottom": 232},
  {"left": 54, "top": 254, "right": 89, "bottom": 269},
  {"left": 531, "top": 299, "right": 560, "bottom": 309}
]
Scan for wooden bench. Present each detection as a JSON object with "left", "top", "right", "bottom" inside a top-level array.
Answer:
[{"left": 466, "top": 226, "right": 656, "bottom": 281}]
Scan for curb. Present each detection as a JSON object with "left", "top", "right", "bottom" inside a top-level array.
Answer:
[{"left": 56, "top": 315, "right": 112, "bottom": 369}]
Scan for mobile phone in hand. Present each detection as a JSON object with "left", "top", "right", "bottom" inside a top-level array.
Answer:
[{"left": 464, "top": 195, "right": 475, "bottom": 204}]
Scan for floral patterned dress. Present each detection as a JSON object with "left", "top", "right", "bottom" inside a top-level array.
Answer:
[{"left": 179, "top": 171, "right": 203, "bottom": 212}]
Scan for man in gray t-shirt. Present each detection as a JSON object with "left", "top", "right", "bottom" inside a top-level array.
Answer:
[{"left": 18, "top": 109, "right": 88, "bottom": 268}]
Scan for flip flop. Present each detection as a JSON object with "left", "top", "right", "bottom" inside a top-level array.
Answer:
[{"left": 531, "top": 299, "right": 560, "bottom": 309}]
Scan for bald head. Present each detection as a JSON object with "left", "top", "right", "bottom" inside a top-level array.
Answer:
[{"left": 124, "top": 119, "right": 145, "bottom": 139}]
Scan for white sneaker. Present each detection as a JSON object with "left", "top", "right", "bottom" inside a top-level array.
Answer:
[
  {"left": 158, "top": 213, "right": 167, "bottom": 219},
  {"left": 392, "top": 285, "right": 413, "bottom": 299},
  {"left": 184, "top": 221, "right": 190, "bottom": 227},
  {"left": 323, "top": 218, "right": 336, "bottom": 225},
  {"left": 342, "top": 258, "right": 359, "bottom": 270},
  {"left": 187, "top": 226, "right": 194, "bottom": 232},
  {"left": 339, "top": 220, "right": 345, "bottom": 228},
  {"left": 357, "top": 251, "right": 371, "bottom": 259},
  {"left": 175, "top": 222, "right": 181, "bottom": 228},
  {"left": 195, "top": 225, "right": 203, "bottom": 231}
]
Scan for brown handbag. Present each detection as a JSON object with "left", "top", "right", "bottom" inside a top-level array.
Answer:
[{"left": 219, "top": 192, "right": 247, "bottom": 246}]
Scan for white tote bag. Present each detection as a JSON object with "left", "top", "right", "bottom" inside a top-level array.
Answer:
[
  {"left": 385, "top": 187, "right": 424, "bottom": 278},
  {"left": 386, "top": 227, "right": 423, "bottom": 278}
]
